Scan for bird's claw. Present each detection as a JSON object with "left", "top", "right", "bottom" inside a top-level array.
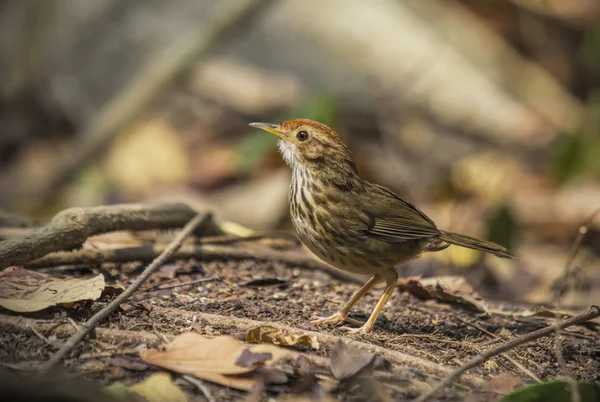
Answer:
[
  {"left": 310, "top": 312, "right": 347, "bottom": 326},
  {"left": 339, "top": 325, "right": 373, "bottom": 335}
]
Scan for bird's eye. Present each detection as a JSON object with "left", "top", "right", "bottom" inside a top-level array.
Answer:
[{"left": 296, "top": 130, "right": 309, "bottom": 142}]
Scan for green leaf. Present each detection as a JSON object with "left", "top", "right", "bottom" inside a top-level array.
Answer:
[{"left": 499, "top": 380, "right": 600, "bottom": 402}]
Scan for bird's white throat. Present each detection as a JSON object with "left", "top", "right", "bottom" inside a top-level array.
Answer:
[{"left": 277, "top": 140, "right": 297, "bottom": 168}]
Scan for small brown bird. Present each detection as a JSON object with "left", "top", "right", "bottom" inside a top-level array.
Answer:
[{"left": 250, "top": 118, "right": 512, "bottom": 334}]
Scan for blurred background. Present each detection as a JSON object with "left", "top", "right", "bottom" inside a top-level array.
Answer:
[{"left": 0, "top": 0, "right": 599, "bottom": 307}]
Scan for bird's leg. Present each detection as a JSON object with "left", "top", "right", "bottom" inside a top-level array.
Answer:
[
  {"left": 340, "top": 271, "right": 398, "bottom": 334},
  {"left": 311, "top": 275, "right": 381, "bottom": 326}
]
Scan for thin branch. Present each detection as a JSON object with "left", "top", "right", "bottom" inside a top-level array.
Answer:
[
  {"left": 457, "top": 317, "right": 542, "bottom": 383},
  {"left": 413, "top": 306, "right": 600, "bottom": 402},
  {"left": 26, "top": 243, "right": 364, "bottom": 283},
  {"left": 36, "top": 212, "right": 208, "bottom": 375},
  {"left": 552, "top": 209, "right": 599, "bottom": 402},
  {"left": 0, "top": 203, "right": 207, "bottom": 270},
  {"left": 135, "top": 275, "right": 219, "bottom": 294},
  {"left": 554, "top": 208, "right": 600, "bottom": 301},
  {"left": 0, "top": 314, "right": 164, "bottom": 346},
  {"left": 183, "top": 375, "right": 216, "bottom": 402}
]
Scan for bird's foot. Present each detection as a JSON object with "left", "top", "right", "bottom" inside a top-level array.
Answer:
[
  {"left": 339, "top": 324, "right": 373, "bottom": 335},
  {"left": 310, "top": 311, "right": 347, "bottom": 326}
]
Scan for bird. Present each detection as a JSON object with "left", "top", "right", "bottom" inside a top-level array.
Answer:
[{"left": 249, "top": 118, "right": 513, "bottom": 334}]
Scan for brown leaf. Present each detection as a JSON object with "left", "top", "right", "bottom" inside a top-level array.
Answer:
[
  {"left": 246, "top": 325, "right": 320, "bottom": 350},
  {"left": 330, "top": 340, "right": 378, "bottom": 381},
  {"left": 0, "top": 267, "right": 105, "bottom": 312},
  {"left": 465, "top": 372, "right": 521, "bottom": 402},
  {"left": 140, "top": 332, "right": 291, "bottom": 391},
  {"left": 397, "top": 275, "right": 488, "bottom": 312}
]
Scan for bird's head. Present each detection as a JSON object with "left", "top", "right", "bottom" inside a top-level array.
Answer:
[{"left": 249, "top": 118, "right": 356, "bottom": 173}]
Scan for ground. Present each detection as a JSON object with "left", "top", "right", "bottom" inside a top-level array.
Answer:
[{"left": 0, "top": 257, "right": 598, "bottom": 401}]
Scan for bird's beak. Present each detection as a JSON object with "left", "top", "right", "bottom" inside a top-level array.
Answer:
[{"left": 249, "top": 122, "right": 286, "bottom": 139}]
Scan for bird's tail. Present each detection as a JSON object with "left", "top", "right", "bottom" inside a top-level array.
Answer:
[{"left": 438, "top": 230, "right": 513, "bottom": 259}]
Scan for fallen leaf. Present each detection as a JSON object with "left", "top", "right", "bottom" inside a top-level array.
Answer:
[
  {"left": 0, "top": 267, "right": 105, "bottom": 312},
  {"left": 246, "top": 325, "right": 320, "bottom": 350},
  {"left": 140, "top": 332, "right": 291, "bottom": 391},
  {"left": 465, "top": 372, "right": 521, "bottom": 402},
  {"left": 128, "top": 372, "right": 187, "bottom": 402},
  {"left": 397, "top": 275, "right": 488, "bottom": 312},
  {"left": 330, "top": 340, "right": 381, "bottom": 381},
  {"left": 156, "top": 263, "right": 181, "bottom": 280}
]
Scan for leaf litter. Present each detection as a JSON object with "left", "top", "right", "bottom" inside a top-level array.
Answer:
[
  {"left": 140, "top": 332, "right": 293, "bottom": 391},
  {"left": 0, "top": 266, "right": 105, "bottom": 312},
  {"left": 397, "top": 275, "right": 489, "bottom": 312},
  {"left": 246, "top": 325, "right": 320, "bottom": 350}
]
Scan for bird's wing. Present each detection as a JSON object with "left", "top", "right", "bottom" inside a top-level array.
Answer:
[{"left": 361, "top": 184, "right": 440, "bottom": 242}]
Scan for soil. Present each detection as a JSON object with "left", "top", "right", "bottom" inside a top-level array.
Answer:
[{"left": 1, "top": 255, "right": 598, "bottom": 401}]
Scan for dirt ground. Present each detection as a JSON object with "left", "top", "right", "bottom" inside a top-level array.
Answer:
[{"left": 1, "top": 254, "right": 599, "bottom": 401}]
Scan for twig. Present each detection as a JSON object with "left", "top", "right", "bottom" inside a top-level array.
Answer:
[
  {"left": 31, "top": 326, "right": 55, "bottom": 347},
  {"left": 552, "top": 209, "right": 598, "bottom": 402},
  {"left": 36, "top": 212, "right": 208, "bottom": 375},
  {"left": 0, "top": 203, "right": 204, "bottom": 269},
  {"left": 198, "top": 232, "right": 300, "bottom": 246},
  {"left": 136, "top": 275, "right": 219, "bottom": 294},
  {"left": 149, "top": 306, "right": 485, "bottom": 388},
  {"left": 554, "top": 208, "right": 600, "bottom": 301},
  {"left": 183, "top": 375, "right": 216, "bottom": 402},
  {"left": 457, "top": 317, "right": 542, "bottom": 383},
  {"left": 413, "top": 306, "right": 600, "bottom": 402},
  {"left": 0, "top": 314, "right": 165, "bottom": 346},
  {"left": 67, "top": 318, "right": 80, "bottom": 331},
  {"left": 26, "top": 243, "right": 364, "bottom": 283}
]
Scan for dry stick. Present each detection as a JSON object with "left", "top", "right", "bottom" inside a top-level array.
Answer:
[
  {"left": 36, "top": 213, "right": 208, "bottom": 376},
  {"left": 136, "top": 275, "right": 219, "bottom": 294},
  {"left": 457, "top": 317, "right": 542, "bottom": 383},
  {"left": 0, "top": 314, "right": 165, "bottom": 347},
  {"left": 0, "top": 203, "right": 202, "bottom": 270},
  {"left": 413, "top": 306, "right": 600, "bottom": 402},
  {"left": 0, "top": 0, "right": 276, "bottom": 208},
  {"left": 553, "top": 208, "right": 599, "bottom": 402},
  {"left": 148, "top": 305, "right": 485, "bottom": 388},
  {"left": 26, "top": 243, "right": 364, "bottom": 283},
  {"left": 183, "top": 375, "right": 216, "bottom": 402}
]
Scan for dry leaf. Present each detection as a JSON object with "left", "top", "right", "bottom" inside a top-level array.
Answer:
[
  {"left": 0, "top": 267, "right": 105, "bottom": 312},
  {"left": 330, "top": 340, "right": 379, "bottom": 381},
  {"left": 127, "top": 372, "right": 186, "bottom": 402},
  {"left": 465, "top": 372, "right": 521, "bottom": 402},
  {"left": 140, "top": 333, "right": 291, "bottom": 391},
  {"left": 246, "top": 325, "right": 320, "bottom": 350},
  {"left": 397, "top": 275, "right": 488, "bottom": 312}
]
